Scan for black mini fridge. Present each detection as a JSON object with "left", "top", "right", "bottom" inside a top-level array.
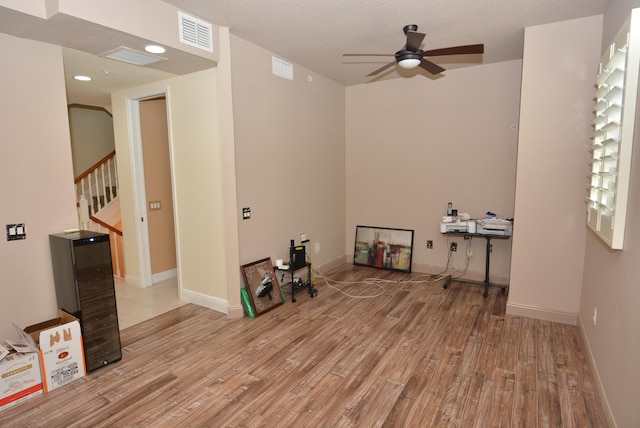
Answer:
[{"left": 49, "top": 231, "right": 122, "bottom": 372}]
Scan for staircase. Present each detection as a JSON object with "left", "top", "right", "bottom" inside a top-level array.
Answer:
[{"left": 75, "top": 151, "right": 125, "bottom": 278}]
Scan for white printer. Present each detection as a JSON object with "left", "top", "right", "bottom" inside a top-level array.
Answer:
[
  {"left": 476, "top": 218, "right": 513, "bottom": 236},
  {"left": 440, "top": 219, "right": 469, "bottom": 233}
]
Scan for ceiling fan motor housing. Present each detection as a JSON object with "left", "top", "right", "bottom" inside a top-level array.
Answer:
[
  {"left": 395, "top": 49, "right": 423, "bottom": 68},
  {"left": 403, "top": 24, "right": 418, "bottom": 34}
]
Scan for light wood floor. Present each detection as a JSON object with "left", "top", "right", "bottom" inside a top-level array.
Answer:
[{"left": 0, "top": 264, "right": 607, "bottom": 427}]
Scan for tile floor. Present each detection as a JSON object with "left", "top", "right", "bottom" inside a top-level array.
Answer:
[{"left": 114, "top": 276, "right": 186, "bottom": 330}]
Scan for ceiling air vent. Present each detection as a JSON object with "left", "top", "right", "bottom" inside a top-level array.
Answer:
[
  {"left": 178, "top": 11, "right": 213, "bottom": 52},
  {"left": 272, "top": 57, "right": 293, "bottom": 80},
  {"left": 99, "top": 46, "right": 166, "bottom": 66}
]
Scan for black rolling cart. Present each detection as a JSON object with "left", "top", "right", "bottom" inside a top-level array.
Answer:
[
  {"left": 275, "top": 239, "right": 318, "bottom": 302},
  {"left": 442, "top": 231, "right": 510, "bottom": 297}
]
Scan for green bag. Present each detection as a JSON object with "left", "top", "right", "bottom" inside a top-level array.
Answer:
[{"left": 240, "top": 287, "right": 255, "bottom": 318}]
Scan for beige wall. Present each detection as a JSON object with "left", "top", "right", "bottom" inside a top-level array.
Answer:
[
  {"left": 230, "top": 35, "right": 347, "bottom": 269},
  {"left": 112, "top": 68, "right": 230, "bottom": 305},
  {"left": 68, "top": 106, "right": 115, "bottom": 176},
  {"left": 508, "top": 16, "right": 602, "bottom": 324},
  {"left": 140, "top": 98, "right": 177, "bottom": 276},
  {"left": 580, "top": 2, "right": 640, "bottom": 426},
  {"left": 346, "top": 60, "right": 521, "bottom": 282},
  {"left": 0, "top": 33, "right": 78, "bottom": 338}
]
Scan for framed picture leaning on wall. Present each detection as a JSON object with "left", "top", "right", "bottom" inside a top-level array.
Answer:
[
  {"left": 353, "top": 225, "right": 414, "bottom": 273},
  {"left": 241, "top": 257, "right": 284, "bottom": 316}
]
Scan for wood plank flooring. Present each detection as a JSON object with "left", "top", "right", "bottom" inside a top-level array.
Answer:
[{"left": 0, "top": 264, "right": 608, "bottom": 427}]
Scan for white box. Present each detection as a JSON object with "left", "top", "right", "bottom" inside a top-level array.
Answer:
[
  {"left": 22, "top": 310, "right": 86, "bottom": 392},
  {"left": 0, "top": 351, "right": 43, "bottom": 411}
]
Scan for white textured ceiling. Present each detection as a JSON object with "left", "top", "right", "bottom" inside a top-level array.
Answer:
[
  {"left": 164, "top": 0, "right": 612, "bottom": 86},
  {"left": 1, "top": 0, "right": 613, "bottom": 106}
]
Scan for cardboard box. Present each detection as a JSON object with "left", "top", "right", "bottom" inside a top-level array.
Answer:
[
  {"left": 22, "top": 310, "right": 86, "bottom": 392},
  {"left": 0, "top": 351, "right": 43, "bottom": 411}
]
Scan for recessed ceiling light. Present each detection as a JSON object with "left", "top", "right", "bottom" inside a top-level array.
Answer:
[
  {"left": 144, "top": 44, "right": 166, "bottom": 54},
  {"left": 73, "top": 75, "right": 92, "bottom": 81}
]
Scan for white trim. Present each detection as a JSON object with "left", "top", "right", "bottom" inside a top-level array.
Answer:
[
  {"left": 227, "top": 305, "right": 244, "bottom": 319},
  {"left": 162, "top": 89, "right": 185, "bottom": 316},
  {"left": 180, "top": 289, "right": 228, "bottom": 314},
  {"left": 126, "top": 96, "right": 152, "bottom": 288},
  {"left": 315, "top": 255, "right": 348, "bottom": 273},
  {"left": 151, "top": 268, "right": 177, "bottom": 284},
  {"left": 125, "top": 85, "right": 179, "bottom": 291},
  {"left": 506, "top": 302, "right": 577, "bottom": 325},
  {"left": 577, "top": 315, "right": 618, "bottom": 427}
]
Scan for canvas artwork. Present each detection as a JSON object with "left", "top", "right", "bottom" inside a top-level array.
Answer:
[
  {"left": 353, "top": 225, "right": 414, "bottom": 273},
  {"left": 240, "top": 258, "right": 284, "bottom": 316}
]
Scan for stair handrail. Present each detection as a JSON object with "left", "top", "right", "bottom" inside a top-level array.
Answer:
[
  {"left": 74, "top": 150, "right": 116, "bottom": 184},
  {"left": 89, "top": 215, "right": 122, "bottom": 237},
  {"left": 75, "top": 151, "right": 118, "bottom": 216}
]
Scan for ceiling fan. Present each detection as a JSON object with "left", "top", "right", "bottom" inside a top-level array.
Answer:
[{"left": 343, "top": 24, "right": 484, "bottom": 77}]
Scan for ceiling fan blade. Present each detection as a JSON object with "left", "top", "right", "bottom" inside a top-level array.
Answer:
[
  {"left": 343, "top": 53, "right": 394, "bottom": 57},
  {"left": 405, "top": 30, "right": 426, "bottom": 52},
  {"left": 367, "top": 61, "right": 396, "bottom": 77},
  {"left": 424, "top": 44, "right": 485, "bottom": 56},
  {"left": 419, "top": 59, "right": 446, "bottom": 75}
]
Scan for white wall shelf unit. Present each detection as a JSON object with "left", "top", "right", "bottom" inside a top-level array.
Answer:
[{"left": 587, "top": 9, "right": 640, "bottom": 249}]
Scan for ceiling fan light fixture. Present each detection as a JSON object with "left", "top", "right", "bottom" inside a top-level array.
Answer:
[{"left": 398, "top": 58, "right": 421, "bottom": 69}]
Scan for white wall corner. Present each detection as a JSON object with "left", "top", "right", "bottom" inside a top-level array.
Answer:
[{"left": 227, "top": 305, "right": 244, "bottom": 319}]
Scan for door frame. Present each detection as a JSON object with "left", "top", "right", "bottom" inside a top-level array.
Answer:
[{"left": 125, "top": 85, "right": 180, "bottom": 288}]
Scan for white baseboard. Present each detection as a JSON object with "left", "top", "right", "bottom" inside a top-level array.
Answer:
[
  {"left": 124, "top": 269, "right": 176, "bottom": 288},
  {"left": 180, "top": 288, "right": 228, "bottom": 315},
  {"left": 577, "top": 315, "right": 617, "bottom": 428},
  {"left": 227, "top": 304, "right": 244, "bottom": 319},
  {"left": 315, "top": 255, "right": 348, "bottom": 273},
  {"left": 506, "top": 302, "right": 577, "bottom": 325},
  {"left": 411, "top": 262, "right": 510, "bottom": 285},
  {"left": 152, "top": 268, "right": 177, "bottom": 284},
  {"left": 341, "top": 255, "right": 509, "bottom": 285}
]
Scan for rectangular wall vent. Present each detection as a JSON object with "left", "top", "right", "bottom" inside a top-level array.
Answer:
[
  {"left": 100, "top": 46, "right": 166, "bottom": 66},
  {"left": 272, "top": 57, "right": 293, "bottom": 80},
  {"left": 178, "top": 11, "right": 213, "bottom": 52}
]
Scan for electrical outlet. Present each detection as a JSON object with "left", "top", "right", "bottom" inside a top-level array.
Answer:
[
  {"left": 6, "top": 223, "right": 26, "bottom": 241},
  {"left": 450, "top": 242, "right": 457, "bottom": 252},
  {"left": 466, "top": 247, "right": 473, "bottom": 257},
  {"left": 427, "top": 240, "right": 433, "bottom": 249}
]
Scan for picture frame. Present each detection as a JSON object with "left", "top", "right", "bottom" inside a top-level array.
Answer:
[
  {"left": 240, "top": 257, "right": 284, "bottom": 316},
  {"left": 353, "top": 225, "right": 414, "bottom": 273}
]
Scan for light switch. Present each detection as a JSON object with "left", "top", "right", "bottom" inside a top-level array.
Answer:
[
  {"left": 149, "top": 201, "right": 161, "bottom": 211},
  {"left": 6, "top": 223, "right": 26, "bottom": 241}
]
